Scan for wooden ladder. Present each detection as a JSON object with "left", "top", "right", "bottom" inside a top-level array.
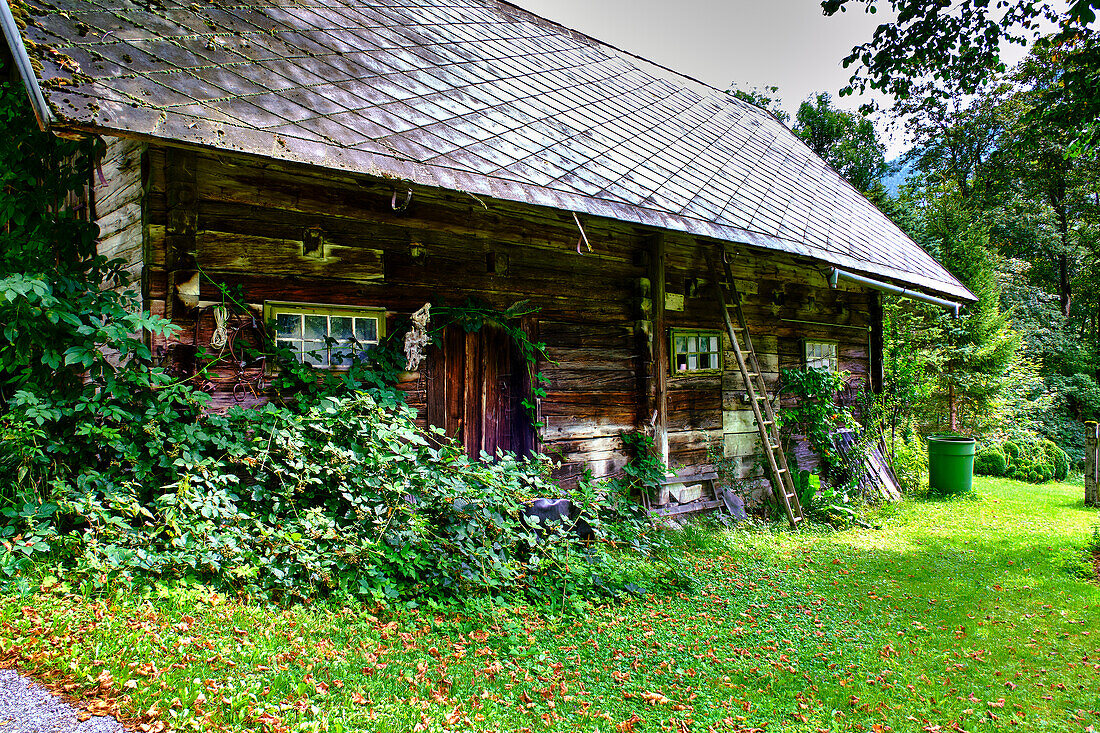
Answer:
[{"left": 708, "top": 250, "right": 804, "bottom": 529}]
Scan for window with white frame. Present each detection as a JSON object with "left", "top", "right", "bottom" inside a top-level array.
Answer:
[
  {"left": 804, "top": 340, "right": 838, "bottom": 372},
  {"left": 671, "top": 329, "right": 722, "bottom": 373},
  {"left": 266, "top": 302, "right": 385, "bottom": 368}
]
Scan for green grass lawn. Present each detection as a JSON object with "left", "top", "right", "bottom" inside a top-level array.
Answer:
[{"left": 2, "top": 476, "right": 1098, "bottom": 732}]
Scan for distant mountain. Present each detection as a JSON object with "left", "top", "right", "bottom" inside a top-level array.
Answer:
[{"left": 882, "top": 155, "right": 916, "bottom": 196}]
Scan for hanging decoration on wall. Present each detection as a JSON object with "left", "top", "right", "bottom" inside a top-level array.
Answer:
[
  {"left": 404, "top": 302, "right": 432, "bottom": 371},
  {"left": 573, "top": 212, "right": 592, "bottom": 254}
]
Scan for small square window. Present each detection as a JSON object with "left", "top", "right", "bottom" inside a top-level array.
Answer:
[
  {"left": 804, "top": 340, "right": 838, "bottom": 372},
  {"left": 265, "top": 302, "right": 386, "bottom": 369},
  {"left": 671, "top": 329, "right": 722, "bottom": 373}
]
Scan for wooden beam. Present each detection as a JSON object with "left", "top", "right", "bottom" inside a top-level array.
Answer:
[
  {"left": 1086, "top": 421, "right": 1098, "bottom": 508},
  {"left": 869, "top": 290, "right": 884, "bottom": 394},
  {"left": 650, "top": 233, "right": 669, "bottom": 464},
  {"left": 650, "top": 499, "right": 723, "bottom": 517}
]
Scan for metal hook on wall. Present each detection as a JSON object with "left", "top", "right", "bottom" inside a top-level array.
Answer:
[{"left": 391, "top": 188, "right": 413, "bottom": 213}]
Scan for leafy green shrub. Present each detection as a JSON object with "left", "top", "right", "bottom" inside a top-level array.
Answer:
[
  {"left": 891, "top": 432, "right": 927, "bottom": 493},
  {"left": 974, "top": 446, "right": 1008, "bottom": 476},
  {"left": 1038, "top": 439, "right": 1070, "bottom": 481},
  {"left": 993, "top": 438, "right": 1066, "bottom": 485},
  {"left": 2, "top": 391, "right": 659, "bottom": 603}
]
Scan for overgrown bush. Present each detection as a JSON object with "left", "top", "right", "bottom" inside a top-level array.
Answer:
[
  {"left": 985, "top": 437, "right": 1068, "bottom": 484},
  {"left": 1039, "top": 439, "right": 1070, "bottom": 482},
  {"left": 2, "top": 390, "right": 663, "bottom": 603},
  {"left": 891, "top": 432, "right": 928, "bottom": 492},
  {"left": 975, "top": 446, "right": 1008, "bottom": 476}
]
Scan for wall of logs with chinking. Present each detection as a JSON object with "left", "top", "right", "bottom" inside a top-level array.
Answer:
[{"left": 92, "top": 138, "right": 881, "bottom": 488}]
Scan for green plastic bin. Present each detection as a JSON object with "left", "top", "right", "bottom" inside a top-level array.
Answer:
[{"left": 927, "top": 435, "right": 976, "bottom": 496}]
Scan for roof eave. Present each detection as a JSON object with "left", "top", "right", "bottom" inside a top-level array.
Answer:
[{"left": 49, "top": 112, "right": 978, "bottom": 305}]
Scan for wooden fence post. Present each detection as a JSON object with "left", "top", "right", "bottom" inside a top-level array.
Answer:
[{"left": 1086, "top": 421, "right": 1099, "bottom": 508}]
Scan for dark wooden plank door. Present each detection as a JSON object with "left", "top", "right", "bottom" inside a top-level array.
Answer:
[{"left": 427, "top": 324, "right": 533, "bottom": 460}]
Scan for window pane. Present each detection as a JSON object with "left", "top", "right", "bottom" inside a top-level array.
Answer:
[
  {"left": 698, "top": 352, "right": 711, "bottom": 370},
  {"left": 304, "top": 315, "right": 327, "bottom": 341},
  {"left": 330, "top": 347, "right": 354, "bottom": 367},
  {"left": 687, "top": 336, "right": 698, "bottom": 353},
  {"left": 276, "top": 338, "right": 301, "bottom": 358},
  {"left": 303, "top": 341, "right": 328, "bottom": 366},
  {"left": 355, "top": 317, "right": 378, "bottom": 343},
  {"left": 709, "top": 336, "right": 718, "bottom": 353},
  {"left": 687, "top": 353, "right": 697, "bottom": 370},
  {"left": 330, "top": 316, "right": 353, "bottom": 341},
  {"left": 675, "top": 336, "right": 687, "bottom": 354},
  {"left": 276, "top": 314, "right": 301, "bottom": 339}
]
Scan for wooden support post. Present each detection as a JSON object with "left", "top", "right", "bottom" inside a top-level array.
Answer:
[
  {"left": 869, "top": 291, "right": 884, "bottom": 394},
  {"left": 1086, "top": 421, "right": 1099, "bottom": 508},
  {"left": 164, "top": 148, "right": 198, "bottom": 323},
  {"left": 650, "top": 233, "right": 668, "bottom": 465}
]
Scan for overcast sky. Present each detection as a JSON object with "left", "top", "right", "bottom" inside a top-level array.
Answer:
[{"left": 514, "top": 0, "right": 1047, "bottom": 158}]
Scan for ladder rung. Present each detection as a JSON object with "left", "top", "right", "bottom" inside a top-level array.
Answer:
[
  {"left": 791, "top": 515, "right": 804, "bottom": 523},
  {"left": 784, "top": 492, "right": 797, "bottom": 500},
  {"left": 769, "top": 443, "right": 781, "bottom": 451},
  {"left": 775, "top": 467, "right": 788, "bottom": 474}
]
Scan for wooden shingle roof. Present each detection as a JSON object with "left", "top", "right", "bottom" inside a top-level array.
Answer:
[{"left": 7, "top": 0, "right": 974, "bottom": 301}]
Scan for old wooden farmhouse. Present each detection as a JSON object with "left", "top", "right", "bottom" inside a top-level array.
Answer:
[{"left": 3, "top": 0, "right": 974, "bottom": 518}]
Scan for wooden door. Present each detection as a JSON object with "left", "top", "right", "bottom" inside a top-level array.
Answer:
[{"left": 426, "top": 324, "right": 534, "bottom": 460}]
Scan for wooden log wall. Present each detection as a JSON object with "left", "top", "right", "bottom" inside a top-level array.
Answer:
[
  {"left": 655, "top": 238, "right": 873, "bottom": 485},
  {"left": 92, "top": 137, "right": 145, "bottom": 301},
  {"left": 94, "top": 137, "right": 879, "bottom": 489}
]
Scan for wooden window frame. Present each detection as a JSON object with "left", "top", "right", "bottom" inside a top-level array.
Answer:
[
  {"left": 264, "top": 301, "right": 386, "bottom": 370},
  {"left": 803, "top": 339, "right": 839, "bottom": 373},
  {"left": 670, "top": 328, "right": 723, "bottom": 375}
]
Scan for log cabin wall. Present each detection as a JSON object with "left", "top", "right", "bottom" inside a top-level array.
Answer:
[
  {"left": 92, "top": 137, "right": 146, "bottom": 301},
  {"left": 655, "top": 236, "right": 872, "bottom": 483},
  {"left": 137, "top": 143, "right": 645, "bottom": 484},
  {"left": 95, "top": 137, "right": 877, "bottom": 488}
]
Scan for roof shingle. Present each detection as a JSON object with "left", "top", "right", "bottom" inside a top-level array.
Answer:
[{"left": 12, "top": 0, "right": 973, "bottom": 300}]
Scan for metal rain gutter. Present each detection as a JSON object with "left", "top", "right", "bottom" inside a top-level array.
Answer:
[
  {"left": 829, "top": 267, "right": 962, "bottom": 318},
  {"left": 1, "top": 0, "right": 52, "bottom": 130}
]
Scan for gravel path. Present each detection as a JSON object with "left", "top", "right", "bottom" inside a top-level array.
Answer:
[{"left": 0, "top": 670, "right": 123, "bottom": 733}]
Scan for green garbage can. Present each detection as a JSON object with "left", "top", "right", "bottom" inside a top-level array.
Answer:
[{"left": 927, "top": 435, "right": 976, "bottom": 496}]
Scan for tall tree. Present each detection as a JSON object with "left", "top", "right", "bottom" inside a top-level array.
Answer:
[
  {"left": 792, "top": 92, "right": 887, "bottom": 194},
  {"left": 822, "top": 1, "right": 1100, "bottom": 152},
  {"left": 725, "top": 84, "right": 790, "bottom": 124},
  {"left": 925, "top": 191, "right": 1020, "bottom": 433},
  {"left": 901, "top": 83, "right": 1009, "bottom": 204},
  {"left": 993, "top": 34, "right": 1100, "bottom": 318}
]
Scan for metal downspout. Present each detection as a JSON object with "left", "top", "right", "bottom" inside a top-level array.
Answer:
[
  {"left": 0, "top": 0, "right": 52, "bottom": 130},
  {"left": 829, "top": 267, "right": 962, "bottom": 317}
]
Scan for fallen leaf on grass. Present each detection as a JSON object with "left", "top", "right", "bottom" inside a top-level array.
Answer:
[
  {"left": 617, "top": 713, "right": 642, "bottom": 732},
  {"left": 641, "top": 691, "right": 669, "bottom": 705}
]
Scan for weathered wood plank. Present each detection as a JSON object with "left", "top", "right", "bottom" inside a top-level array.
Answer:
[{"left": 197, "top": 230, "right": 384, "bottom": 281}]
